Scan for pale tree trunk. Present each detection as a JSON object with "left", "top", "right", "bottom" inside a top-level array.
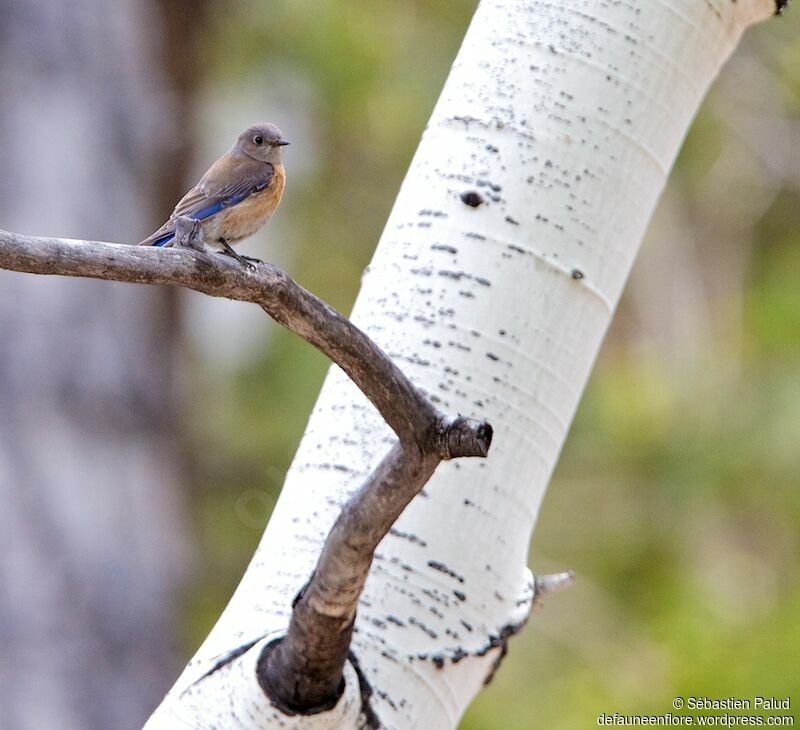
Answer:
[
  {"left": 0, "top": 1, "right": 188, "bottom": 728},
  {"left": 144, "top": 0, "right": 781, "bottom": 727}
]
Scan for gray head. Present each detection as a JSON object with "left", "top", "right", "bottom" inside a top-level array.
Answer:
[{"left": 235, "top": 123, "right": 290, "bottom": 163}]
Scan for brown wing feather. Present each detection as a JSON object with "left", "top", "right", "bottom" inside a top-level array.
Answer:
[{"left": 138, "top": 154, "right": 274, "bottom": 246}]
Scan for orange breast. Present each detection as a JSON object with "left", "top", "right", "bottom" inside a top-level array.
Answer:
[{"left": 208, "top": 164, "right": 286, "bottom": 243}]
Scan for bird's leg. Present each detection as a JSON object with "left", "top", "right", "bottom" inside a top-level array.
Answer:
[
  {"left": 217, "top": 238, "right": 262, "bottom": 269},
  {"left": 173, "top": 216, "right": 204, "bottom": 251}
]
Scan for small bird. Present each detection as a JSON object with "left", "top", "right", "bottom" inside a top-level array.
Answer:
[{"left": 139, "top": 122, "right": 288, "bottom": 268}]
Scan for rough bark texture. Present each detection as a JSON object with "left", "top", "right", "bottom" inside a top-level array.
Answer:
[{"left": 0, "top": 2, "right": 187, "bottom": 728}]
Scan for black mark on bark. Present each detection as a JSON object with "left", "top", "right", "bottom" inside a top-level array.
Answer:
[
  {"left": 349, "top": 651, "right": 382, "bottom": 730},
  {"left": 427, "top": 560, "right": 465, "bottom": 583},
  {"left": 460, "top": 190, "right": 485, "bottom": 207}
]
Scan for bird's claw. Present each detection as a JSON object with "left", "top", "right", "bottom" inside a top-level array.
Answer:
[{"left": 218, "top": 238, "right": 261, "bottom": 270}]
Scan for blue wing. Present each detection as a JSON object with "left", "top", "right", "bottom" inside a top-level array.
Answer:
[{"left": 141, "top": 164, "right": 275, "bottom": 247}]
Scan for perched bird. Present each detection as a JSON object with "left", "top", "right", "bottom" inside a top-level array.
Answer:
[{"left": 139, "top": 122, "right": 288, "bottom": 267}]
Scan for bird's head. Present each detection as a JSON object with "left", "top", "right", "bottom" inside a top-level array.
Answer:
[{"left": 235, "top": 123, "right": 290, "bottom": 164}]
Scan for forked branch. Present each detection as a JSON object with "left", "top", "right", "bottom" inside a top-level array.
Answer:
[{"left": 0, "top": 229, "right": 492, "bottom": 713}]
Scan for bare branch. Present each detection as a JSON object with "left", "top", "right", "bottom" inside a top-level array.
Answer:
[
  {"left": 533, "top": 571, "right": 576, "bottom": 608},
  {"left": 0, "top": 228, "right": 492, "bottom": 713}
]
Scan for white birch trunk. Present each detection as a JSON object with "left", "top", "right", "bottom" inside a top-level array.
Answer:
[{"left": 146, "top": 0, "right": 778, "bottom": 727}]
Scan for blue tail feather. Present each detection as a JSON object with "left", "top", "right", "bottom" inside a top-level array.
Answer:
[{"left": 153, "top": 233, "right": 175, "bottom": 247}]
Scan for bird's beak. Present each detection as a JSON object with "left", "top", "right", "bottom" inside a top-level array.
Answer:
[{"left": 276, "top": 139, "right": 290, "bottom": 146}]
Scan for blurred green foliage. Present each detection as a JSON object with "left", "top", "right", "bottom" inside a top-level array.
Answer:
[{"left": 181, "top": 2, "right": 800, "bottom": 726}]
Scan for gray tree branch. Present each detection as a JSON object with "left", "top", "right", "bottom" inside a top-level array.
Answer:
[{"left": 0, "top": 228, "right": 492, "bottom": 713}]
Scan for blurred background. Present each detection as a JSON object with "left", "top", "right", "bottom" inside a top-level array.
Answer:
[{"left": 0, "top": 1, "right": 797, "bottom": 728}]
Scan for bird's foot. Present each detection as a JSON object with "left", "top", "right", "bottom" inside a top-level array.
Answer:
[
  {"left": 173, "top": 216, "right": 204, "bottom": 251},
  {"left": 240, "top": 254, "right": 264, "bottom": 264},
  {"left": 218, "top": 238, "right": 260, "bottom": 270}
]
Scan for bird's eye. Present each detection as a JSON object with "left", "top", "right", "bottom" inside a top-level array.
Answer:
[{"left": 254, "top": 135, "right": 264, "bottom": 145}]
